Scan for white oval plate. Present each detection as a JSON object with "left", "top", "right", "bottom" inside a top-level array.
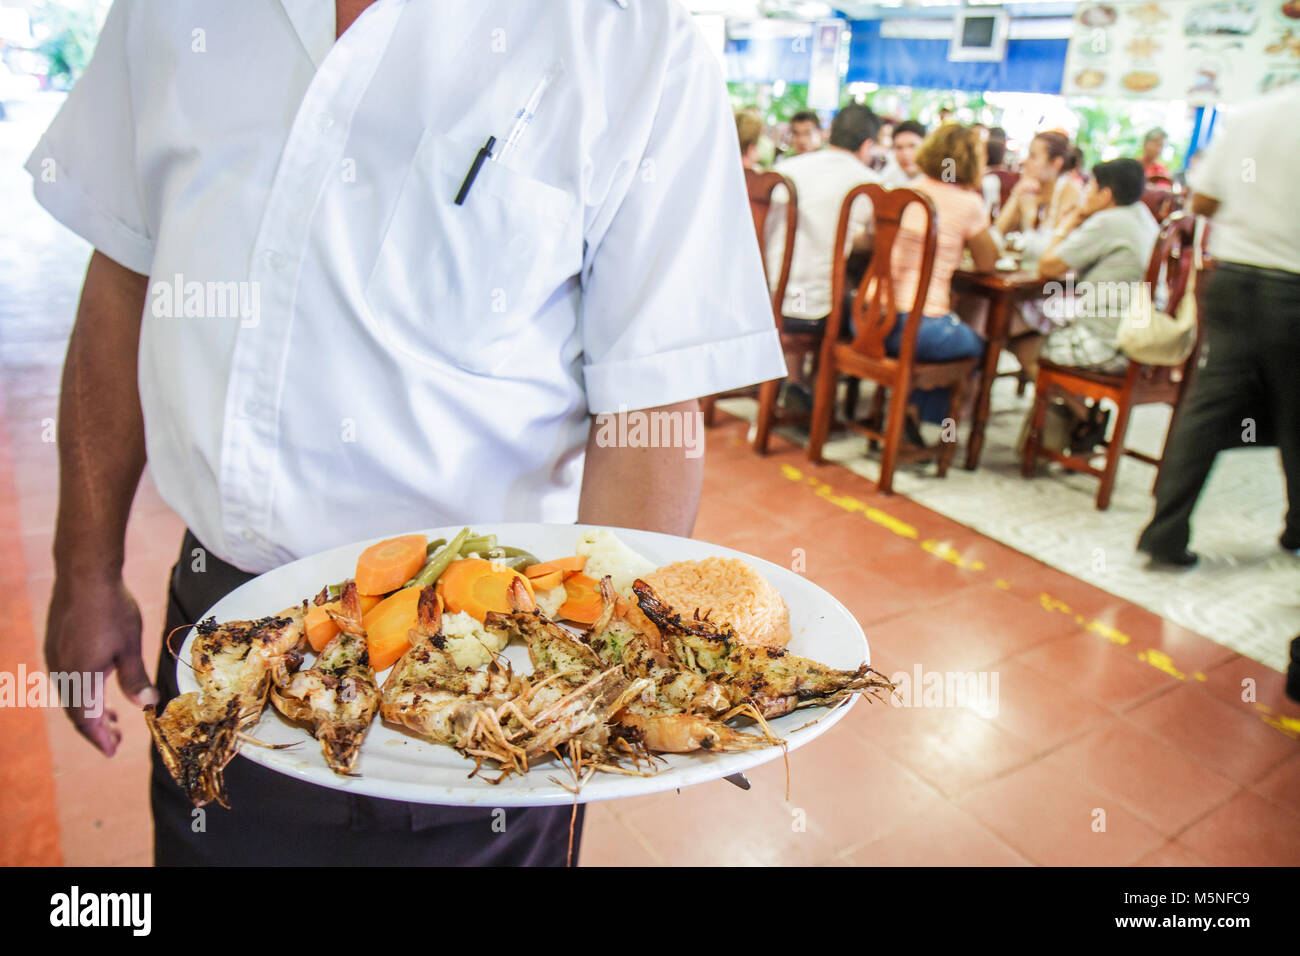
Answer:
[{"left": 176, "top": 523, "right": 870, "bottom": 807}]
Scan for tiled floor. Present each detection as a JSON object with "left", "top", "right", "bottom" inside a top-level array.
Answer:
[{"left": 2, "top": 95, "right": 1298, "bottom": 867}]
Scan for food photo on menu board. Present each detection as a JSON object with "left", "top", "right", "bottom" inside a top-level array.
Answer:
[{"left": 1063, "top": 0, "right": 1300, "bottom": 102}]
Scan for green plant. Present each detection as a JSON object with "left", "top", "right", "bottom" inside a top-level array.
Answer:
[{"left": 33, "top": 1, "right": 104, "bottom": 89}]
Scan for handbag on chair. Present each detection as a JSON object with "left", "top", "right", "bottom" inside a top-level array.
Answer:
[{"left": 1116, "top": 219, "right": 1204, "bottom": 366}]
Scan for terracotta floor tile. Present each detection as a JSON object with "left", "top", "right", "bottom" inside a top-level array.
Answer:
[
  {"left": 865, "top": 591, "right": 1077, "bottom": 676},
  {"left": 804, "top": 564, "right": 926, "bottom": 629},
  {"left": 861, "top": 546, "right": 990, "bottom": 607},
  {"left": 1251, "top": 752, "right": 1300, "bottom": 819},
  {"left": 1084, "top": 604, "right": 1238, "bottom": 677},
  {"left": 1002, "top": 565, "right": 1140, "bottom": 627},
  {"left": 578, "top": 801, "right": 661, "bottom": 867},
  {"left": 1197, "top": 655, "right": 1300, "bottom": 723},
  {"left": 1176, "top": 791, "right": 1300, "bottom": 866},
  {"left": 1014, "top": 631, "right": 1179, "bottom": 713},
  {"left": 986, "top": 660, "right": 1114, "bottom": 755},
  {"left": 614, "top": 777, "right": 839, "bottom": 867},
  {"left": 956, "top": 760, "right": 1166, "bottom": 865},
  {"left": 1125, "top": 685, "right": 1300, "bottom": 786},
  {"left": 1044, "top": 719, "right": 1239, "bottom": 836},
  {"left": 1135, "top": 841, "right": 1209, "bottom": 866},
  {"left": 745, "top": 729, "right": 949, "bottom": 855},
  {"left": 56, "top": 754, "right": 152, "bottom": 867},
  {"left": 849, "top": 698, "right": 1037, "bottom": 798},
  {"left": 846, "top": 800, "right": 1032, "bottom": 866}
]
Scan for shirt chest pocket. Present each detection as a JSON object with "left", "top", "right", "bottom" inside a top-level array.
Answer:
[{"left": 364, "top": 130, "right": 576, "bottom": 376}]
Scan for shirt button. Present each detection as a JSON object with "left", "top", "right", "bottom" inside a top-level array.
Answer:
[
  {"left": 244, "top": 399, "right": 263, "bottom": 416},
  {"left": 263, "top": 249, "right": 286, "bottom": 270},
  {"left": 240, "top": 529, "right": 258, "bottom": 542},
  {"left": 315, "top": 113, "right": 334, "bottom": 132}
]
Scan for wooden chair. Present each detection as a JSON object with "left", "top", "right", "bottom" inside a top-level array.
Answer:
[
  {"left": 991, "top": 169, "right": 1019, "bottom": 213},
  {"left": 700, "top": 169, "right": 799, "bottom": 448},
  {"left": 1020, "top": 213, "right": 1208, "bottom": 510},
  {"left": 1140, "top": 185, "right": 1176, "bottom": 223},
  {"left": 807, "top": 185, "right": 980, "bottom": 494}
]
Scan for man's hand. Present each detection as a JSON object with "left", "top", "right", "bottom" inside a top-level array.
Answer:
[
  {"left": 578, "top": 398, "right": 705, "bottom": 537},
  {"left": 45, "top": 573, "right": 151, "bottom": 756},
  {"left": 45, "top": 250, "right": 153, "bottom": 755}
]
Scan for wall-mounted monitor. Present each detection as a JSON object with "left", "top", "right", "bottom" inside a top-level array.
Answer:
[{"left": 948, "top": 8, "right": 1010, "bottom": 63}]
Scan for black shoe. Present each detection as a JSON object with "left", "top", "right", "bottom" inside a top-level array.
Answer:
[
  {"left": 1142, "top": 547, "right": 1199, "bottom": 568},
  {"left": 1070, "top": 406, "right": 1111, "bottom": 455},
  {"left": 781, "top": 382, "right": 813, "bottom": 414},
  {"left": 903, "top": 415, "right": 926, "bottom": 448},
  {"left": 1281, "top": 529, "right": 1300, "bottom": 553}
]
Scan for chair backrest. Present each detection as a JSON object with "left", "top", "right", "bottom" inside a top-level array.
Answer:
[
  {"left": 1144, "top": 212, "right": 1199, "bottom": 316},
  {"left": 1140, "top": 186, "right": 1175, "bottom": 223},
  {"left": 827, "top": 183, "right": 938, "bottom": 365},
  {"left": 745, "top": 168, "right": 798, "bottom": 320},
  {"left": 991, "top": 169, "right": 1019, "bottom": 211}
]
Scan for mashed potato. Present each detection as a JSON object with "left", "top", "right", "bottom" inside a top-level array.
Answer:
[
  {"left": 441, "top": 609, "right": 508, "bottom": 669},
  {"left": 574, "top": 529, "right": 657, "bottom": 600}
]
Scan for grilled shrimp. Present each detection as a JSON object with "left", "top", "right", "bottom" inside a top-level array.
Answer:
[
  {"left": 588, "top": 577, "right": 777, "bottom": 753},
  {"left": 380, "top": 587, "right": 523, "bottom": 773},
  {"left": 146, "top": 607, "right": 306, "bottom": 808},
  {"left": 269, "top": 581, "right": 380, "bottom": 775},
  {"left": 634, "top": 579, "right": 897, "bottom": 719},
  {"left": 483, "top": 580, "right": 653, "bottom": 764}
]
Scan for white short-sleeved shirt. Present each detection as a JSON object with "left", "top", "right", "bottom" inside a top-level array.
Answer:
[
  {"left": 1189, "top": 84, "right": 1300, "bottom": 275},
  {"left": 766, "top": 148, "right": 880, "bottom": 320},
  {"left": 27, "top": 0, "right": 786, "bottom": 573}
]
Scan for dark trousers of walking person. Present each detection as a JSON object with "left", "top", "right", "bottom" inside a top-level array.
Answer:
[
  {"left": 150, "top": 530, "right": 585, "bottom": 865},
  {"left": 1138, "top": 262, "right": 1300, "bottom": 557}
]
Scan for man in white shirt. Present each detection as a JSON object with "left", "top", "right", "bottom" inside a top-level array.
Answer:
[
  {"left": 32, "top": 0, "right": 785, "bottom": 865},
  {"left": 768, "top": 104, "right": 882, "bottom": 323},
  {"left": 1137, "top": 84, "right": 1300, "bottom": 567},
  {"left": 878, "top": 119, "right": 926, "bottom": 189}
]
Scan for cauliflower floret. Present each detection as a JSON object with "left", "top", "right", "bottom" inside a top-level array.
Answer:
[
  {"left": 440, "top": 610, "right": 508, "bottom": 669},
  {"left": 574, "top": 529, "right": 657, "bottom": 600},
  {"left": 534, "top": 584, "right": 566, "bottom": 619}
]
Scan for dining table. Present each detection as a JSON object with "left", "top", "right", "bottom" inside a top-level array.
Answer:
[{"left": 951, "top": 266, "right": 1052, "bottom": 470}]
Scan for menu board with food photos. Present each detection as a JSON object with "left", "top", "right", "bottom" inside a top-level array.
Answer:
[{"left": 1063, "top": 0, "right": 1300, "bottom": 103}]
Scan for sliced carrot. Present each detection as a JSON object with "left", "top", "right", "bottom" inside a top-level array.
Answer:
[
  {"left": 557, "top": 572, "right": 603, "bottom": 625},
  {"left": 524, "top": 555, "right": 587, "bottom": 579},
  {"left": 527, "top": 569, "right": 565, "bottom": 591},
  {"left": 355, "top": 533, "right": 427, "bottom": 596},
  {"left": 436, "top": 557, "right": 535, "bottom": 623},
  {"left": 305, "top": 592, "right": 380, "bottom": 652},
  {"left": 361, "top": 586, "right": 425, "bottom": 672}
]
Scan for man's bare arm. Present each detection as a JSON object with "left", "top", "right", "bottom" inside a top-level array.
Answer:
[
  {"left": 577, "top": 398, "right": 704, "bottom": 537},
  {"left": 45, "top": 250, "right": 155, "bottom": 756}
]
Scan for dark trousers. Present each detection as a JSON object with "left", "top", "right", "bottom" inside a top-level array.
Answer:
[
  {"left": 150, "top": 530, "right": 584, "bottom": 865},
  {"left": 1138, "top": 262, "right": 1300, "bottom": 555}
]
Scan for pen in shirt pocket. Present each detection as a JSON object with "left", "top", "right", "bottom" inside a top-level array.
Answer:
[{"left": 454, "top": 62, "right": 564, "bottom": 206}]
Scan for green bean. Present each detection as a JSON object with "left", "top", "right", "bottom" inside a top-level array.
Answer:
[
  {"left": 424, "top": 538, "right": 446, "bottom": 556},
  {"left": 406, "top": 527, "right": 471, "bottom": 589},
  {"left": 496, "top": 545, "right": 540, "bottom": 568},
  {"left": 459, "top": 534, "right": 497, "bottom": 554}
]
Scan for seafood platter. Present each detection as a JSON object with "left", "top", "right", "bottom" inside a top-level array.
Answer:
[{"left": 148, "top": 524, "right": 891, "bottom": 808}]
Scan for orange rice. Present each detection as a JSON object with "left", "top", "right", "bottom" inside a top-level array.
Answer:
[{"left": 643, "top": 557, "right": 791, "bottom": 647}]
